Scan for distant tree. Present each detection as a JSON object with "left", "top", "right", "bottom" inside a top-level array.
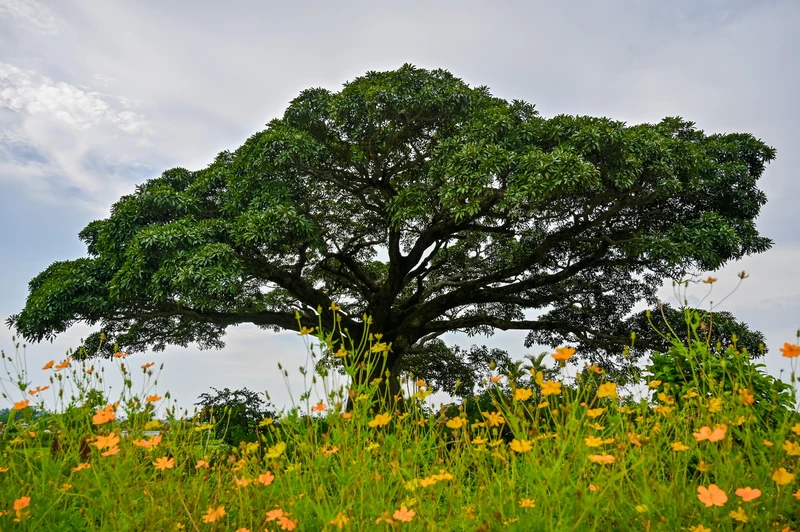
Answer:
[
  {"left": 195, "top": 387, "right": 274, "bottom": 445},
  {"left": 9, "top": 64, "right": 776, "bottom": 403}
]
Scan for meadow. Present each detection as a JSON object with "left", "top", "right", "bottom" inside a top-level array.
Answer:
[{"left": 1, "top": 300, "right": 800, "bottom": 531}]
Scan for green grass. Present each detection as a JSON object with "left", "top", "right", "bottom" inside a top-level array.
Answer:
[{"left": 1, "top": 311, "right": 799, "bottom": 531}]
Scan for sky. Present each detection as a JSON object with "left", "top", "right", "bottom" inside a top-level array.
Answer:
[{"left": 1, "top": 0, "right": 798, "bottom": 415}]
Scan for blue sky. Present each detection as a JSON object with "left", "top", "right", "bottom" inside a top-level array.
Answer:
[{"left": 1, "top": 0, "right": 798, "bottom": 413}]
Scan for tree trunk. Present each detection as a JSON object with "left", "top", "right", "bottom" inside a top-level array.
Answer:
[{"left": 345, "top": 350, "right": 404, "bottom": 412}]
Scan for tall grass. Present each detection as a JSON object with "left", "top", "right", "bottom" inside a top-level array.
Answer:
[{"left": 1, "top": 304, "right": 799, "bottom": 531}]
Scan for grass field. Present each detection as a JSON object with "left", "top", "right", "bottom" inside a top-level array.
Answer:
[{"left": 1, "top": 306, "right": 799, "bottom": 531}]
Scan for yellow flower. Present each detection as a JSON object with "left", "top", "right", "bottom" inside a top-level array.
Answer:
[
  {"left": 585, "top": 436, "right": 604, "bottom": 448},
  {"left": 729, "top": 506, "right": 748, "bottom": 523},
  {"left": 482, "top": 411, "right": 505, "bottom": 427},
  {"left": 298, "top": 326, "right": 315, "bottom": 336},
  {"left": 519, "top": 498, "right": 536, "bottom": 508},
  {"left": 330, "top": 512, "right": 350, "bottom": 529},
  {"left": 586, "top": 408, "right": 605, "bottom": 418},
  {"left": 689, "top": 526, "right": 711, "bottom": 532},
  {"left": 635, "top": 504, "right": 648, "bottom": 513},
  {"left": 702, "top": 276, "right": 718, "bottom": 284},
  {"left": 368, "top": 413, "right": 392, "bottom": 428},
  {"left": 540, "top": 380, "right": 562, "bottom": 396},
  {"left": 647, "top": 380, "right": 662, "bottom": 388},
  {"left": 707, "top": 398, "right": 723, "bottom": 413},
  {"left": 763, "top": 439, "right": 774, "bottom": 447},
  {"left": 265, "top": 442, "right": 287, "bottom": 458},
  {"left": 791, "top": 423, "right": 800, "bottom": 436},
  {"left": 671, "top": 442, "right": 689, "bottom": 452},
  {"left": 596, "top": 382, "right": 618, "bottom": 399},
  {"left": 772, "top": 467, "right": 795, "bottom": 485},
  {"left": 551, "top": 346, "right": 576, "bottom": 362},
  {"left": 514, "top": 388, "right": 533, "bottom": 401},
  {"left": 783, "top": 440, "right": 800, "bottom": 456},
  {"left": 472, "top": 436, "right": 487, "bottom": 445},
  {"left": 259, "top": 417, "right": 275, "bottom": 427},
  {"left": 446, "top": 417, "right": 466, "bottom": 429},
  {"left": 509, "top": 439, "right": 532, "bottom": 453}
]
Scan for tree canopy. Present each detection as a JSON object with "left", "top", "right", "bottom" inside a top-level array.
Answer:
[{"left": 9, "top": 64, "right": 775, "bottom": 397}]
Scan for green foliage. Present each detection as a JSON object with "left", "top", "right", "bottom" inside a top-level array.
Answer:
[
  {"left": 9, "top": 65, "right": 778, "bottom": 394},
  {"left": 194, "top": 387, "right": 274, "bottom": 446}
]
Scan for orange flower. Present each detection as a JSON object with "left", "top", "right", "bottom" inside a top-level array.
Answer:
[
  {"left": 793, "top": 489, "right": 800, "bottom": 500},
  {"left": 266, "top": 508, "right": 285, "bottom": 521},
  {"left": 0, "top": 467, "right": 8, "bottom": 473},
  {"left": 113, "top": 351, "right": 129, "bottom": 358},
  {"left": 697, "top": 484, "right": 727, "bottom": 507},
  {"left": 693, "top": 425, "right": 726, "bottom": 442},
  {"left": 735, "top": 487, "right": 761, "bottom": 502},
  {"left": 519, "top": 498, "right": 536, "bottom": 508},
  {"left": 277, "top": 516, "right": 297, "bottom": 531},
  {"left": 54, "top": 358, "right": 71, "bottom": 371},
  {"left": 588, "top": 454, "right": 615, "bottom": 465},
  {"left": 489, "top": 375, "right": 503, "bottom": 383},
  {"left": 393, "top": 505, "right": 416, "bottom": 522},
  {"left": 772, "top": 467, "right": 795, "bottom": 485},
  {"left": 101, "top": 446, "right": 120, "bottom": 457},
  {"left": 42, "top": 360, "right": 55, "bottom": 370},
  {"left": 311, "top": 401, "right": 327, "bottom": 412},
  {"left": 141, "top": 362, "right": 155, "bottom": 370},
  {"left": 13, "top": 399, "right": 29, "bottom": 410},
  {"left": 702, "top": 276, "right": 718, "bottom": 284},
  {"left": 195, "top": 459, "right": 210, "bottom": 469},
  {"left": 72, "top": 463, "right": 91, "bottom": 472},
  {"left": 92, "top": 405, "right": 116, "bottom": 425},
  {"left": 596, "top": 382, "right": 618, "bottom": 399},
  {"left": 551, "top": 346, "right": 576, "bottom": 362},
  {"left": 258, "top": 471, "right": 275, "bottom": 485},
  {"left": 780, "top": 343, "right": 800, "bottom": 358},
  {"left": 92, "top": 433, "right": 121, "bottom": 450},
  {"left": 27, "top": 385, "right": 50, "bottom": 396},
  {"left": 146, "top": 395, "right": 162, "bottom": 403},
  {"left": 13, "top": 496, "right": 30, "bottom": 512},
  {"left": 132, "top": 434, "right": 162, "bottom": 449},
  {"left": 153, "top": 457, "right": 174, "bottom": 471},
  {"left": 202, "top": 506, "right": 225, "bottom": 523},
  {"left": 589, "top": 484, "right": 598, "bottom": 491}
]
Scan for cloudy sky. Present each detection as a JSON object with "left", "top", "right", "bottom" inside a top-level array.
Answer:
[{"left": 1, "top": 0, "right": 798, "bottom": 414}]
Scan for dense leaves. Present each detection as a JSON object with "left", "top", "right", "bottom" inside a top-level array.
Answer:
[{"left": 9, "top": 64, "right": 776, "bottom": 396}]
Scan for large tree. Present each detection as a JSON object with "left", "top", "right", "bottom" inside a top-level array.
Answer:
[{"left": 8, "top": 65, "right": 774, "bottom": 400}]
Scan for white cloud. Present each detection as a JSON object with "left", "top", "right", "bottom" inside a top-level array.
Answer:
[
  {"left": 0, "top": 62, "right": 146, "bottom": 134},
  {"left": 0, "top": 0, "right": 57, "bottom": 34}
]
